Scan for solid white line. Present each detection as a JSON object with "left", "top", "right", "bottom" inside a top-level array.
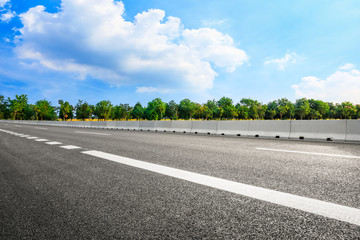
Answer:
[
  {"left": 75, "top": 131, "right": 111, "bottom": 136},
  {"left": 60, "top": 145, "right": 81, "bottom": 149},
  {"left": 45, "top": 141, "right": 62, "bottom": 145},
  {"left": 82, "top": 150, "right": 360, "bottom": 226},
  {"left": 20, "top": 135, "right": 30, "bottom": 138},
  {"left": 256, "top": 147, "right": 360, "bottom": 159},
  {"left": 35, "top": 127, "right": 48, "bottom": 130},
  {"left": 35, "top": 139, "right": 49, "bottom": 142}
]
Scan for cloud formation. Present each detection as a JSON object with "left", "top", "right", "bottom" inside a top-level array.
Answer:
[
  {"left": 264, "top": 51, "right": 297, "bottom": 70},
  {"left": 15, "top": 0, "right": 248, "bottom": 92},
  {"left": 292, "top": 64, "right": 360, "bottom": 103},
  {"left": 0, "top": 0, "right": 10, "bottom": 8}
]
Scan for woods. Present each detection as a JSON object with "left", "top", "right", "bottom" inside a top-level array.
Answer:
[{"left": 1, "top": 95, "right": 359, "bottom": 121}]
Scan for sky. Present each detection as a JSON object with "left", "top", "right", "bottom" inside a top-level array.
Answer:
[{"left": 1, "top": 0, "right": 360, "bottom": 106}]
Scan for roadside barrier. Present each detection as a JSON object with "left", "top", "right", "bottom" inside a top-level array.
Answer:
[
  {"left": 216, "top": 120, "right": 249, "bottom": 136},
  {"left": 248, "top": 120, "right": 291, "bottom": 139},
  {"left": 139, "top": 121, "right": 155, "bottom": 131},
  {"left": 1, "top": 119, "right": 359, "bottom": 143},
  {"left": 290, "top": 120, "right": 347, "bottom": 141},
  {"left": 191, "top": 121, "right": 218, "bottom": 135},
  {"left": 345, "top": 120, "right": 360, "bottom": 142},
  {"left": 154, "top": 121, "right": 172, "bottom": 132},
  {"left": 170, "top": 121, "right": 193, "bottom": 133}
]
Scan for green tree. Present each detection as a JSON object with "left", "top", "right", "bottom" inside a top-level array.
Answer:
[
  {"left": 179, "top": 99, "right": 196, "bottom": 119},
  {"left": 294, "top": 98, "right": 310, "bottom": 120},
  {"left": 0, "top": 95, "right": 11, "bottom": 119},
  {"left": 276, "top": 98, "right": 291, "bottom": 120},
  {"left": 9, "top": 94, "right": 28, "bottom": 120},
  {"left": 58, "top": 100, "right": 72, "bottom": 121},
  {"left": 131, "top": 102, "right": 145, "bottom": 120},
  {"left": 205, "top": 100, "right": 217, "bottom": 119},
  {"left": 165, "top": 100, "right": 179, "bottom": 120},
  {"left": 144, "top": 98, "right": 166, "bottom": 120},
  {"left": 34, "top": 100, "right": 56, "bottom": 120},
  {"left": 94, "top": 100, "right": 112, "bottom": 120},
  {"left": 265, "top": 101, "right": 277, "bottom": 119},
  {"left": 337, "top": 102, "right": 356, "bottom": 119},
  {"left": 76, "top": 100, "right": 93, "bottom": 120}
]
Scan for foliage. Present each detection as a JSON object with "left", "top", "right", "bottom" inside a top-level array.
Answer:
[{"left": 1, "top": 95, "right": 360, "bottom": 121}]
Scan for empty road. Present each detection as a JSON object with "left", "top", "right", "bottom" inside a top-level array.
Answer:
[{"left": 1, "top": 122, "right": 360, "bottom": 239}]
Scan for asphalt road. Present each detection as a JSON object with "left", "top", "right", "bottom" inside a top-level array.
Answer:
[{"left": 1, "top": 122, "right": 360, "bottom": 239}]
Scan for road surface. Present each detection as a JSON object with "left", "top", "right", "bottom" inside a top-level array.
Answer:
[{"left": 1, "top": 122, "right": 359, "bottom": 239}]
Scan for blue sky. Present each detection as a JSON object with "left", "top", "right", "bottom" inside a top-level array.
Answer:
[{"left": 1, "top": 0, "right": 360, "bottom": 106}]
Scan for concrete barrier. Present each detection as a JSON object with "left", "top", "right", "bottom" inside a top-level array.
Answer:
[
  {"left": 345, "top": 120, "right": 360, "bottom": 142},
  {"left": 248, "top": 120, "right": 291, "bottom": 139},
  {"left": 154, "top": 121, "right": 172, "bottom": 132},
  {"left": 190, "top": 121, "right": 218, "bottom": 134},
  {"left": 106, "top": 121, "right": 117, "bottom": 129},
  {"left": 117, "top": 121, "right": 140, "bottom": 130},
  {"left": 139, "top": 121, "right": 155, "bottom": 131},
  {"left": 90, "top": 121, "right": 107, "bottom": 128},
  {"left": 170, "top": 121, "right": 193, "bottom": 133},
  {"left": 290, "top": 120, "right": 347, "bottom": 141},
  {"left": 216, "top": 121, "right": 250, "bottom": 136}
]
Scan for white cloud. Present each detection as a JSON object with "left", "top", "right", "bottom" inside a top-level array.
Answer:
[
  {"left": 339, "top": 63, "right": 354, "bottom": 70},
  {"left": 201, "top": 19, "right": 228, "bottom": 27},
  {"left": 0, "top": 0, "right": 10, "bottom": 8},
  {"left": 292, "top": 65, "right": 360, "bottom": 103},
  {"left": 0, "top": 9, "right": 15, "bottom": 22},
  {"left": 16, "top": 0, "right": 248, "bottom": 92},
  {"left": 264, "top": 51, "right": 298, "bottom": 70},
  {"left": 136, "top": 86, "right": 172, "bottom": 93}
]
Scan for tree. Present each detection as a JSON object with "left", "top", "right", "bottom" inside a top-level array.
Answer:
[
  {"left": 58, "top": 100, "right": 72, "bottom": 121},
  {"left": 165, "top": 100, "right": 179, "bottom": 120},
  {"left": 9, "top": 94, "right": 28, "bottom": 120},
  {"left": 34, "top": 100, "right": 56, "bottom": 120},
  {"left": 131, "top": 102, "right": 145, "bottom": 120},
  {"left": 217, "top": 97, "right": 236, "bottom": 119},
  {"left": 76, "top": 100, "right": 93, "bottom": 120},
  {"left": 144, "top": 98, "right": 166, "bottom": 120},
  {"left": 276, "top": 98, "right": 291, "bottom": 120},
  {"left": 308, "top": 99, "right": 329, "bottom": 119},
  {"left": 0, "top": 95, "right": 11, "bottom": 119},
  {"left": 337, "top": 102, "right": 356, "bottom": 119},
  {"left": 94, "top": 100, "right": 112, "bottom": 120},
  {"left": 205, "top": 100, "right": 217, "bottom": 119},
  {"left": 266, "top": 101, "right": 277, "bottom": 120},
  {"left": 294, "top": 98, "right": 310, "bottom": 120},
  {"left": 179, "top": 99, "right": 196, "bottom": 119}
]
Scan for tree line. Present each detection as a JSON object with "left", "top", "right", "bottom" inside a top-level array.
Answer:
[{"left": 1, "top": 94, "right": 359, "bottom": 121}]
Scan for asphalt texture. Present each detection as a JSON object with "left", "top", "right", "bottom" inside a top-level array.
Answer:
[{"left": 1, "top": 123, "right": 360, "bottom": 239}]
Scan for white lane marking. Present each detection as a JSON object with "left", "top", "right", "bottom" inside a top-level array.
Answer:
[
  {"left": 35, "top": 127, "right": 48, "bottom": 130},
  {"left": 256, "top": 147, "right": 360, "bottom": 159},
  {"left": 60, "top": 145, "right": 81, "bottom": 149},
  {"left": 27, "top": 137, "right": 38, "bottom": 139},
  {"left": 35, "top": 139, "right": 49, "bottom": 142},
  {"left": 75, "top": 131, "right": 111, "bottom": 136},
  {"left": 20, "top": 135, "right": 30, "bottom": 138},
  {"left": 45, "top": 141, "right": 62, "bottom": 145},
  {"left": 82, "top": 150, "right": 360, "bottom": 226}
]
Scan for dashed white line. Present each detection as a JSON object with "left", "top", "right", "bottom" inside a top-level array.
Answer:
[
  {"left": 256, "top": 147, "right": 360, "bottom": 159},
  {"left": 26, "top": 137, "right": 38, "bottom": 139},
  {"left": 82, "top": 150, "right": 360, "bottom": 227},
  {"left": 45, "top": 141, "right": 62, "bottom": 145},
  {"left": 35, "top": 139, "right": 49, "bottom": 142},
  {"left": 75, "top": 131, "right": 111, "bottom": 136},
  {"left": 35, "top": 127, "right": 48, "bottom": 130},
  {"left": 19, "top": 135, "right": 30, "bottom": 138},
  {"left": 60, "top": 145, "right": 81, "bottom": 149}
]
